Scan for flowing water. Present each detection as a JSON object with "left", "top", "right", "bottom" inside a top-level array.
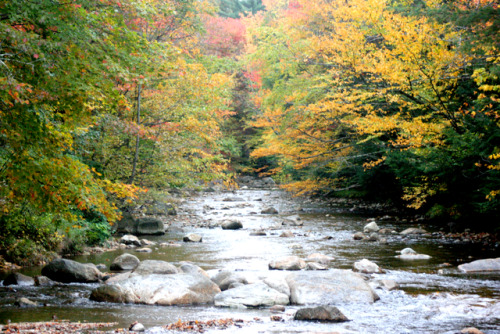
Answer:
[{"left": 1, "top": 189, "right": 499, "bottom": 333}]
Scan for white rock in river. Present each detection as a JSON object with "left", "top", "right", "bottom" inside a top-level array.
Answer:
[
  {"left": 214, "top": 281, "right": 289, "bottom": 308},
  {"left": 458, "top": 258, "right": 500, "bottom": 273},
  {"left": 396, "top": 248, "right": 431, "bottom": 260},
  {"left": 363, "top": 222, "right": 379, "bottom": 233},
  {"left": 353, "top": 259, "right": 382, "bottom": 274}
]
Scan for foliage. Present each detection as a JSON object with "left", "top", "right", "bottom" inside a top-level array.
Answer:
[{"left": 245, "top": 0, "right": 500, "bottom": 223}]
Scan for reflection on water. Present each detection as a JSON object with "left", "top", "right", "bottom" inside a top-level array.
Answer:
[{"left": 0, "top": 189, "right": 499, "bottom": 333}]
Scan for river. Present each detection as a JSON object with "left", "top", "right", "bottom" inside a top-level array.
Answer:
[{"left": 1, "top": 188, "right": 499, "bottom": 333}]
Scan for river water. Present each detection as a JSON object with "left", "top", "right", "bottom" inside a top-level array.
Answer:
[{"left": 1, "top": 189, "right": 499, "bottom": 333}]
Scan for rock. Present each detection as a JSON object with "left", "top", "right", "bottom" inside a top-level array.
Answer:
[
  {"left": 116, "top": 212, "right": 138, "bottom": 234},
  {"left": 374, "top": 279, "right": 398, "bottom": 291},
  {"left": 396, "top": 248, "right": 431, "bottom": 260},
  {"left": 140, "top": 239, "right": 156, "bottom": 246},
  {"left": 286, "top": 270, "right": 379, "bottom": 304},
  {"left": 104, "top": 272, "right": 132, "bottom": 284},
  {"left": 110, "top": 253, "right": 140, "bottom": 271},
  {"left": 3, "top": 272, "right": 35, "bottom": 286},
  {"left": 378, "top": 228, "right": 395, "bottom": 234},
  {"left": 353, "top": 259, "right": 382, "bottom": 274},
  {"left": 211, "top": 270, "right": 248, "bottom": 291},
  {"left": 400, "top": 248, "right": 417, "bottom": 255},
  {"left": 96, "top": 264, "right": 107, "bottom": 271},
  {"left": 460, "top": 327, "right": 484, "bottom": 334},
  {"left": 132, "top": 260, "right": 178, "bottom": 275},
  {"left": 135, "top": 247, "right": 152, "bottom": 253},
  {"left": 282, "top": 215, "right": 303, "bottom": 226},
  {"left": 400, "top": 227, "right": 427, "bottom": 235},
  {"left": 458, "top": 258, "right": 500, "bottom": 273},
  {"left": 270, "top": 305, "right": 286, "bottom": 313},
  {"left": 14, "top": 297, "right": 38, "bottom": 307},
  {"left": 279, "top": 230, "right": 295, "bottom": 238},
  {"left": 178, "top": 262, "right": 209, "bottom": 278},
  {"left": 34, "top": 276, "right": 54, "bottom": 286},
  {"left": 261, "top": 207, "right": 279, "bottom": 214},
  {"left": 183, "top": 233, "right": 202, "bottom": 242},
  {"left": 263, "top": 276, "right": 291, "bottom": 297},
  {"left": 294, "top": 305, "right": 349, "bottom": 322},
  {"left": 41, "top": 259, "right": 102, "bottom": 283},
  {"left": 306, "top": 253, "right": 334, "bottom": 265},
  {"left": 221, "top": 219, "right": 243, "bottom": 230},
  {"left": 222, "top": 197, "right": 245, "bottom": 202},
  {"left": 269, "top": 256, "right": 306, "bottom": 271},
  {"left": 214, "top": 281, "right": 289, "bottom": 308},
  {"left": 353, "top": 232, "right": 366, "bottom": 240},
  {"left": 120, "top": 235, "right": 141, "bottom": 247},
  {"left": 306, "top": 262, "right": 328, "bottom": 270},
  {"left": 250, "top": 230, "right": 267, "bottom": 236},
  {"left": 146, "top": 201, "right": 177, "bottom": 216},
  {"left": 367, "top": 233, "right": 380, "bottom": 242},
  {"left": 363, "top": 222, "right": 379, "bottom": 233},
  {"left": 129, "top": 322, "right": 146, "bottom": 332},
  {"left": 90, "top": 273, "right": 221, "bottom": 305},
  {"left": 135, "top": 217, "right": 165, "bottom": 235}
]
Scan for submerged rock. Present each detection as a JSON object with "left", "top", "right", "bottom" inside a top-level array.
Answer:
[
  {"left": 90, "top": 273, "right": 220, "bottom": 305},
  {"left": 214, "top": 281, "right": 289, "bottom": 308},
  {"left": 286, "top": 270, "right": 379, "bottom": 304},
  {"left": 42, "top": 259, "right": 102, "bottom": 283},
  {"left": 458, "top": 258, "right": 500, "bottom": 273},
  {"left": 294, "top": 305, "right": 349, "bottom": 322}
]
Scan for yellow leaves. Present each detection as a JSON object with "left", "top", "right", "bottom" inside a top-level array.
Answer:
[
  {"left": 363, "top": 157, "right": 386, "bottom": 170},
  {"left": 402, "top": 177, "right": 447, "bottom": 209}
]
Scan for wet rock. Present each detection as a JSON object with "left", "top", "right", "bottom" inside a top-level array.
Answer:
[
  {"left": 261, "top": 207, "right": 279, "bottom": 214},
  {"left": 183, "top": 233, "right": 202, "bottom": 242},
  {"left": 104, "top": 272, "right": 132, "bottom": 284},
  {"left": 41, "top": 259, "right": 102, "bottom": 283},
  {"left": 110, "top": 253, "right": 140, "bottom": 271},
  {"left": 214, "top": 281, "right": 289, "bottom": 308},
  {"left": 116, "top": 212, "right": 138, "bottom": 234},
  {"left": 14, "top": 297, "right": 38, "bottom": 307},
  {"left": 135, "top": 247, "right": 152, "bottom": 253},
  {"left": 279, "top": 230, "right": 295, "bottom": 238},
  {"left": 90, "top": 273, "right": 221, "bottom": 305},
  {"left": 460, "top": 327, "right": 484, "bottom": 334},
  {"left": 96, "top": 264, "right": 107, "bottom": 271},
  {"left": 373, "top": 279, "right": 398, "bottom": 291},
  {"left": 367, "top": 232, "right": 380, "bottom": 242},
  {"left": 282, "top": 215, "right": 303, "bottom": 226},
  {"left": 294, "top": 305, "right": 349, "bottom": 322},
  {"left": 140, "top": 239, "right": 156, "bottom": 246},
  {"left": 3, "top": 272, "right": 35, "bottom": 286},
  {"left": 458, "top": 258, "right": 500, "bottom": 273},
  {"left": 120, "top": 235, "right": 141, "bottom": 247},
  {"left": 400, "top": 227, "right": 427, "bottom": 235},
  {"left": 363, "top": 222, "right": 379, "bottom": 233},
  {"left": 135, "top": 217, "right": 165, "bottom": 235},
  {"left": 306, "top": 253, "right": 334, "bottom": 265},
  {"left": 378, "top": 228, "right": 396, "bottom": 234},
  {"left": 286, "top": 270, "right": 379, "bottom": 304},
  {"left": 400, "top": 248, "right": 417, "bottom": 255},
  {"left": 221, "top": 219, "right": 243, "bottom": 230},
  {"left": 132, "top": 260, "right": 178, "bottom": 275},
  {"left": 269, "top": 256, "right": 306, "bottom": 271},
  {"left": 353, "top": 232, "right": 366, "bottom": 240},
  {"left": 353, "top": 259, "right": 382, "bottom": 274}
]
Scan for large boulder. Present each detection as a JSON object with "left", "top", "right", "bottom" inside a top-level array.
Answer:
[
  {"left": 210, "top": 270, "right": 248, "bottom": 291},
  {"left": 178, "top": 262, "right": 209, "bottom": 278},
  {"left": 214, "top": 281, "right": 289, "bottom": 308},
  {"left": 90, "top": 273, "right": 221, "bottom": 305},
  {"left": 458, "top": 258, "right": 500, "bottom": 273},
  {"left": 116, "top": 212, "right": 137, "bottom": 234},
  {"left": 294, "top": 305, "right": 349, "bottom": 322},
  {"left": 306, "top": 253, "right": 334, "bottom": 265},
  {"left": 3, "top": 273, "right": 35, "bottom": 286},
  {"left": 41, "top": 259, "right": 102, "bottom": 283},
  {"left": 136, "top": 217, "right": 165, "bottom": 235},
  {"left": 132, "top": 260, "right": 178, "bottom": 275},
  {"left": 110, "top": 253, "right": 140, "bottom": 271},
  {"left": 269, "top": 256, "right": 306, "bottom": 270},
  {"left": 120, "top": 235, "right": 141, "bottom": 247},
  {"left": 286, "top": 270, "right": 379, "bottom": 305}
]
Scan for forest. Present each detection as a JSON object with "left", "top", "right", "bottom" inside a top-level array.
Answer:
[{"left": 0, "top": 0, "right": 498, "bottom": 266}]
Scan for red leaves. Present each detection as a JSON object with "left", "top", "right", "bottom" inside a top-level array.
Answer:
[
  {"left": 202, "top": 16, "right": 246, "bottom": 58},
  {"left": 165, "top": 318, "right": 246, "bottom": 332}
]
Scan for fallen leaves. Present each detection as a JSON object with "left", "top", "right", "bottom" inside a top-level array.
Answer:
[
  {"left": 164, "top": 318, "right": 246, "bottom": 332},
  {"left": 0, "top": 321, "right": 118, "bottom": 334}
]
